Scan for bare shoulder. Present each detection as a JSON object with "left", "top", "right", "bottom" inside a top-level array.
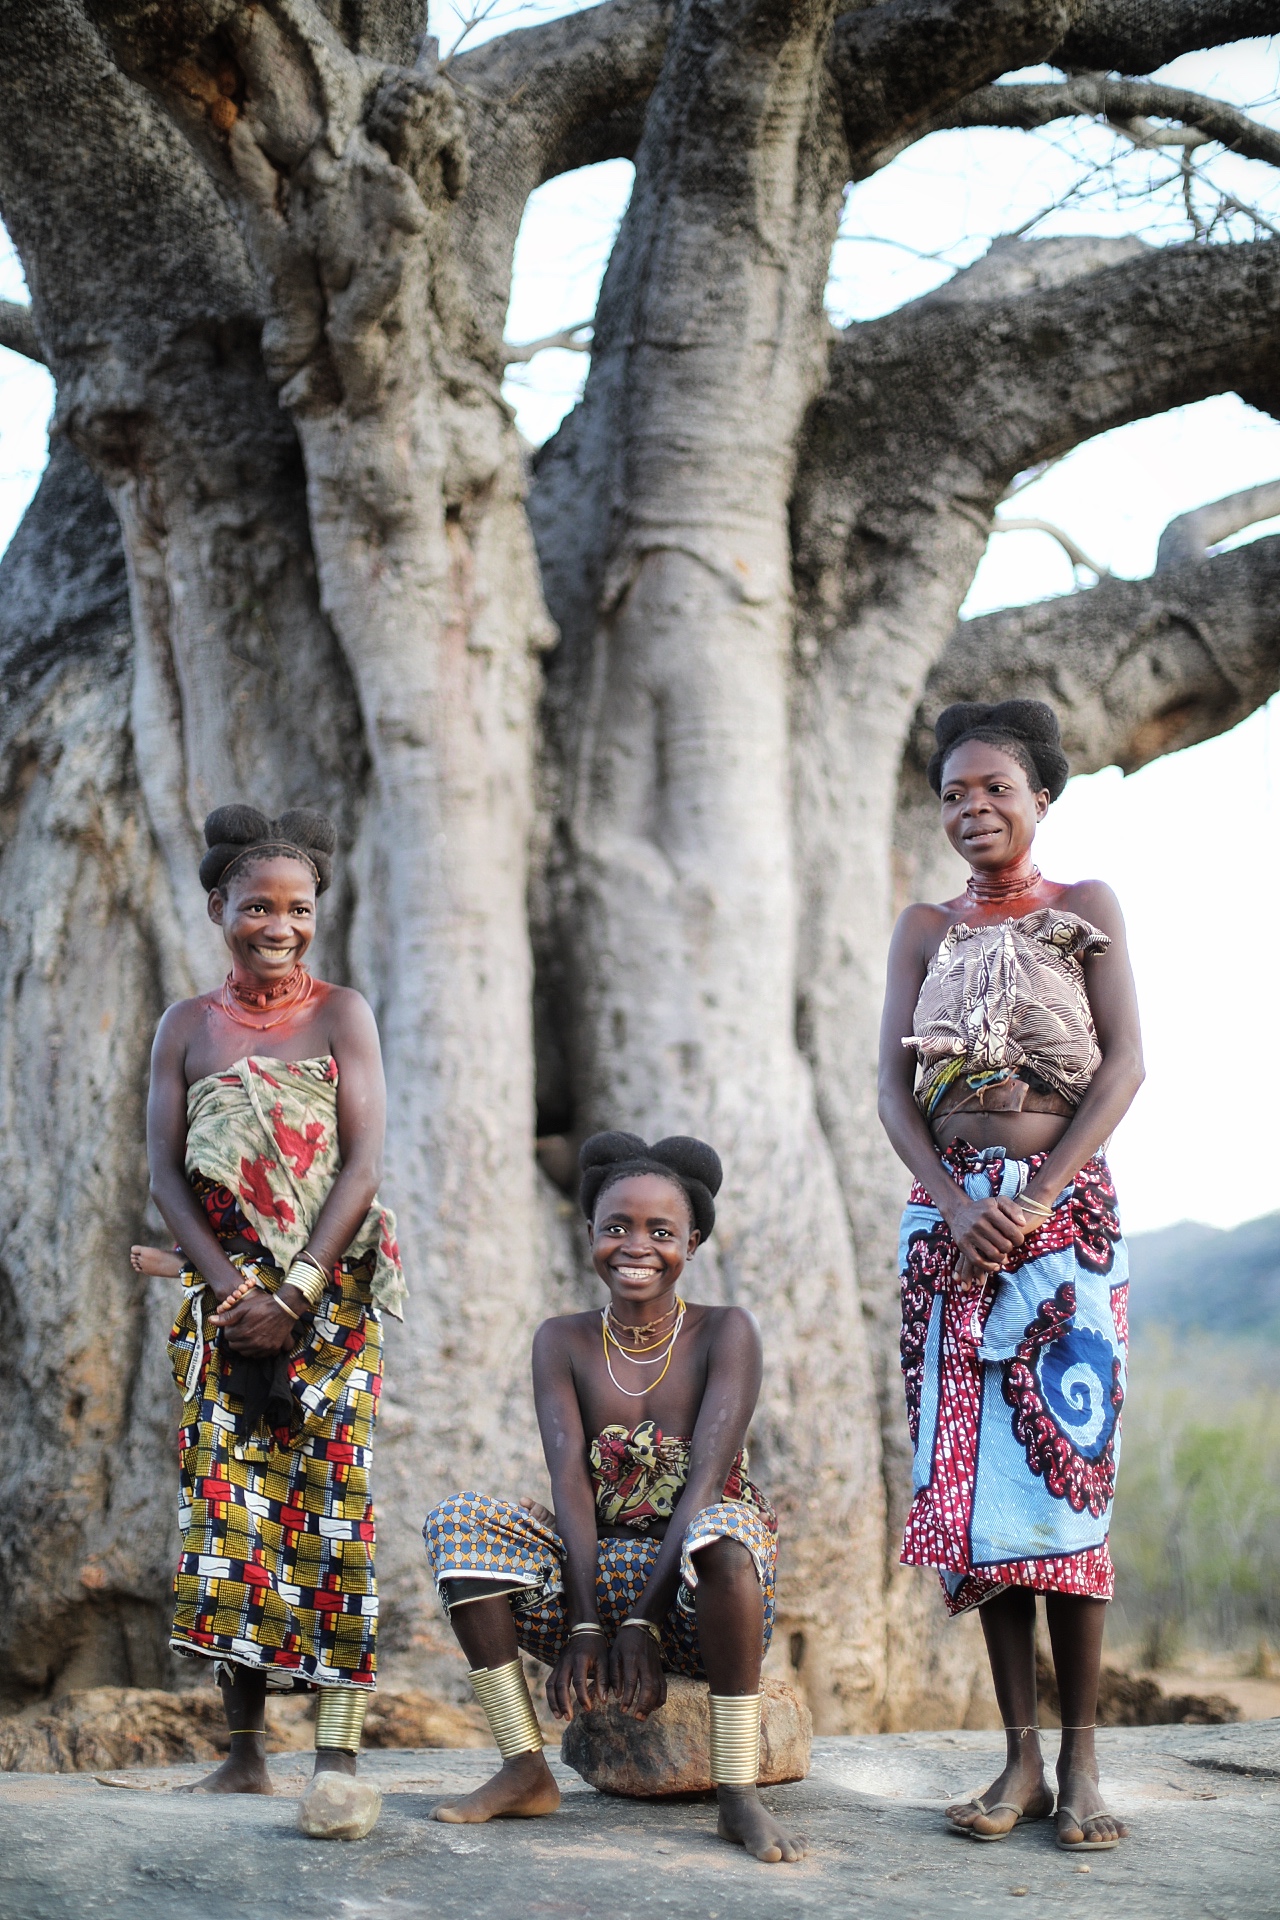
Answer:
[
  {"left": 534, "top": 1308, "right": 597, "bottom": 1352},
  {"left": 700, "top": 1303, "right": 762, "bottom": 1350},
  {"left": 891, "top": 900, "right": 952, "bottom": 967},
  {"left": 1056, "top": 878, "right": 1127, "bottom": 939},
  {"left": 153, "top": 992, "right": 213, "bottom": 1052},
  {"left": 324, "top": 982, "right": 379, "bottom": 1035}
]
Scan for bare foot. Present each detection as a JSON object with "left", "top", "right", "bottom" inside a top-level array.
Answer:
[
  {"left": 131, "top": 1245, "right": 184, "bottom": 1278},
  {"left": 946, "top": 1754, "right": 1053, "bottom": 1837},
  {"left": 181, "top": 1734, "right": 273, "bottom": 1794},
  {"left": 1056, "top": 1761, "right": 1127, "bottom": 1846},
  {"left": 716, "top": 1785, "right": 805, "bottom": 1863},
  {"left": 433, "top": 1752, "right": 561, "bottom": 1823}
]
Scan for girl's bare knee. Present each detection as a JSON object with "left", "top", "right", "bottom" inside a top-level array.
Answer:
[{"left": 691, "top": 1536, "right": 755, "bottom": 1586}]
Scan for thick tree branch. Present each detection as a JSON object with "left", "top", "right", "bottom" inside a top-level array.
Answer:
[
  {"left": 452, "top": 0, "right": 672, "bottom": 183},
  {"left": 948, "top": 78, "right": 1280, "bottom": 170},
  {"left": 830, "top": 0, "right": 1076, "bottom": 178},
  {"left": 1157, "top": 477, "right": 1280, "bottom": 568},
  {"left": 1059, "top": 1, "right": 1280, "bottom": 76},
  {"left": 313, "top": 0, "right": 425, "bottom": 63},
  {"left": 794, "top": 234, "right": 1280, "bottom": 644},
  {"left": 830, "top": 0, "right": 1280, "bottom": 180},
  {"left": 914, "top": 533, "right": 1280, "bottom": 781},
  {"left": 0, "top": 298, "right": 42, "bottom": 363}
]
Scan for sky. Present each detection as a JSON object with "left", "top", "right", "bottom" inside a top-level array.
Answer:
[{"left": 1, "top": 17, "right": 1277, "bottom": 1233}]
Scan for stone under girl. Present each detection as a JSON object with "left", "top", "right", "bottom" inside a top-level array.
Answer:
[
  {"left": 422, "top": 1131, "right": 804, "bottom": 1864},
  {"left": 878, "top": 700, "right": 1144, "bottom": 1850},
  {"left": 146, "top": 805, "right": 405, "bottom": 1812}
]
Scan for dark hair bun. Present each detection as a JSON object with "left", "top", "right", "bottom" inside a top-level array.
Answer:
[
  {"left": 199, "top": 804, "right": 336, "bottom": 894},
  {"left": 926, "top": 698, "right": 1068, "bottom": 802},
  {"left": 578, "top": 1130, "right": 723, "bottom": 1240}
]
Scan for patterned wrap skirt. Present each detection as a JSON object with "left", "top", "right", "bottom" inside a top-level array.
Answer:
[
  {"left": 900, "top": 1144, "right": 1127, "bottom": 1616},
  {"left": 423, "top": 1491, "right": 777, "bottom": 1674},
  {"left": 168, "top": 1187, "right": 381, "bottom": 1689}
]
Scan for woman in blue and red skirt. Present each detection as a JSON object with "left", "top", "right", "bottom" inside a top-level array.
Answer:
[{"left": 878, "top": 699, "right": 1144, "bottom": 1852}]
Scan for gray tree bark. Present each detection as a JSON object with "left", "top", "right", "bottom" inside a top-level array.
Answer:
[{"left": 1, "top": 0, "right": 1278, "bottom": 1724}]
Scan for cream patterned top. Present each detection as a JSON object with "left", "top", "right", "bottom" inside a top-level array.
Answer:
[{"left": 904, "top": 909, "right": 1110, "bottom": 1119}]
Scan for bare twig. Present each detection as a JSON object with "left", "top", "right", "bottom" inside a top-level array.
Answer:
[
  {"left": 440, "top": 0, "right": 516, "bottom": 66},
  {"left": 501, "top": 321, "right": 593, "bottom": 363},
  {"left": 0, "top": 298, "right": 43, "bottom": 364},
  {"left": 948, "top": 78, "right": 1280, "bottom": 173},
  {"left": 1156, "top": 479, "right": 1280, "bottom": 570},
  {"left": 992, "top": 514, "right": 1108, "bottom": 578}
]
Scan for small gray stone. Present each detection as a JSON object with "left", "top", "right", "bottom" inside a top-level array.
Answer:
[
  {"left": 561, "top": 1675, "right": 811, "bottom": 1797},
  {"left": 297, "top": 1772, "right": 383, "bottom": 1840}
]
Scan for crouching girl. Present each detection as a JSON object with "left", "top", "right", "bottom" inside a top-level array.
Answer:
[{"left": 423, "top": 1131, "right": 803, "bottom": 1864}]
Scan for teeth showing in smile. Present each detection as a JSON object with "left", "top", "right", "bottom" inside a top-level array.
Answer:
[{"left": 615, "top": 1265, "right": 658, "bottom": 1281}]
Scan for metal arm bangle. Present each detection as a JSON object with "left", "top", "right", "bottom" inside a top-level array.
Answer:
[
  {"left": 620, "top": 1615, "right": 662, "bottom": 1646},
  {"left": 567, "top": 1622, "right": 607, "bottom": 1639},
  {"left": 270, "top": 1292, "right": 300, "bottom": 1323},
  {"left": 285, "top": 1256, "right": 327, "bottom": 1308}
]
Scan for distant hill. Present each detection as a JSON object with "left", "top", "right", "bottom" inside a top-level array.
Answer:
[{"left": 1126, "top": 1212, "right": 1280, "bottom": 1344}]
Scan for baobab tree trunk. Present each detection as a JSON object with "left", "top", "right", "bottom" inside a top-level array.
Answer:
[
  {"left": 531, "top": 0, "right": 898, "bottom": 1730},
  {"left": 2, "top": 0, "right": 1279, "bottom": 1722}
]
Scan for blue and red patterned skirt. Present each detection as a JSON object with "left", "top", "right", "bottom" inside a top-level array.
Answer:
[{"left": 900, "top": 1144, "right": 1127, "bottom": 1615}]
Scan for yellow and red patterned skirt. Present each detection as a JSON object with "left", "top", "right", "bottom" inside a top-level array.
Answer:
[{"left": 167, "top": 1182, "right": 380, "bottom": 1689}]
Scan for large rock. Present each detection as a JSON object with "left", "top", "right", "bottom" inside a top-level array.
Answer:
[
  {"left": 297, "top": 1773, "right": 382, "bottom": 1840},
  {"left": 560, "top": 1676, "right": 811, "bottom": 1796}
]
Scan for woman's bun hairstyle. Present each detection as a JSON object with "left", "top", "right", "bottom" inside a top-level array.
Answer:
[
  {"left": 578, "top": 1130, "right": 723, "bottom": 1241},
  {"left": 199, "top": 804, "right": 336, "bottom": 895},
  {"left": 926, "top": 699, "right": 1069, "bottom": 803}
]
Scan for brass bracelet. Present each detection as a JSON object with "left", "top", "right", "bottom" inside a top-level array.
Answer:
[
  {"left": 285, "top": 1255, "right": 327, "bottom": 1309},
  {"left": 270, "top": 1292, "right": 299, "bottom": 1323},
  {"left": 621, "top": 1615, "right": 662, "bottom": 1646},
  {"left": 567, "top": 1622, "right": 607, "bottom": 1639}
]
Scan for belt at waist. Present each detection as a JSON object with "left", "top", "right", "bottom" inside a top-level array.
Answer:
[{"left": 927, "top": 1073, "right": 1076, "bottom": 1123}]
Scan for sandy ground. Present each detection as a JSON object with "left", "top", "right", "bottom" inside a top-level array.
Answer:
[{"left": 2, "top": 1720, "right": 1277, "bottom": 1920}]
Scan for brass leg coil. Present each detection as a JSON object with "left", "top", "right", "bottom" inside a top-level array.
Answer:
[
  {"left": 314, "top": 1687, "right": 370, "bottom": 1752},
  {"left": 469, "top": 1657, "right": 545, "bottom": 1759},
  {"left": 709, "top": 1690, "right": 762, "bottom": 1787}
]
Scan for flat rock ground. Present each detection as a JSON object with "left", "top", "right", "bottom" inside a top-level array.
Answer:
[{"left": 2, "top": 1722, "right": 1277, "bottom": 1920}]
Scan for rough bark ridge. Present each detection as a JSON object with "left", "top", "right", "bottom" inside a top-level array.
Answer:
[{"left": 1, "top": 0, "right": 1278, "bottom": 1721}]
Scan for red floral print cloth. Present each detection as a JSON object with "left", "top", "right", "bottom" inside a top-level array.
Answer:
[{"left": 184, "top": 1054, "right": 405, "bottom": 1317}]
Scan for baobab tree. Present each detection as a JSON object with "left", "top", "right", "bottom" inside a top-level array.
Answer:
[{"left": 1, "top": 0, "right": 1277, "bottom": 1730}]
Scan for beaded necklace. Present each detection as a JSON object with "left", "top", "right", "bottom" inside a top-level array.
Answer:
[
  {"left": 220, "top": 964, "right": 314, "bottom": 1031},
  {"left": 601, "top": 1300, "right": 686, "bottom": 1397}
]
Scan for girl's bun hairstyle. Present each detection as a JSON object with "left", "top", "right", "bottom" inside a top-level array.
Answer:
[
  {"left": 199, "top": 804, "right": 337, "bottom": 895},
  {"left": 926, "top": 699, "right": 1069, "bottom": 803},
  {"left": 578, "top": 1130, "right": 723, "bottom": 1241}
]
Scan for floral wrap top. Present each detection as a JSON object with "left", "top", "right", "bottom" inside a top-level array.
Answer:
[{"left": 590, "top": 1419, "right": 777, "bottom": 1531}]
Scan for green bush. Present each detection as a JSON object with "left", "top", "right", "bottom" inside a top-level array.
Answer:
[{"left": 1111, "top": 1332, "right": 1280, "bottom": 1654}]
